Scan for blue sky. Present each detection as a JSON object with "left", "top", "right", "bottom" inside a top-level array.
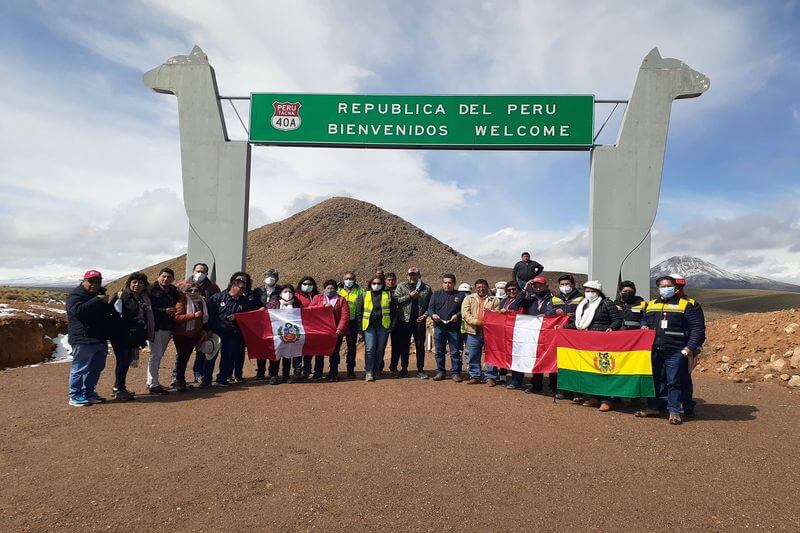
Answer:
[{"left": 1, "top": 0, "right": 799, "bottom": 283}]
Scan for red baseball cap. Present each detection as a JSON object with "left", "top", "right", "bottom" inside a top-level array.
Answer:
[
  {"left": 407, "top": 267, "right": 420, "bottom": 274},
  {"left": 532, "top": 276, "right": 547, "bottom": 284},
  {"left": 83, "top": 269, "right": 102, "bottom": 280}
]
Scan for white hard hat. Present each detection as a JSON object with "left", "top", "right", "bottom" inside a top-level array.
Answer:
[
  {"left": 458, "top": 283, "right": 472, "bottom": 292},
  {"left": 495, "top": 281, "right": 507, "bottom": 289}
]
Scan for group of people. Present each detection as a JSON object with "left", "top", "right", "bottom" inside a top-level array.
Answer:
[{"left": 65, "top": 251, "right": 706, "bottom": 425}]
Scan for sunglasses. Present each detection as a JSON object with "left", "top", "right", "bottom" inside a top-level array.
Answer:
[
  {"left": 507, "top": 288, "right": 519, "bottom": 292},
  {"left": 187, "top": 289, "right": 200, "bottom": 294}
]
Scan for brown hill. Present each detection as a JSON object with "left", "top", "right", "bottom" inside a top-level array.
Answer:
[{"left": 113, "top": 197, "right": 583, "bottom": 291}]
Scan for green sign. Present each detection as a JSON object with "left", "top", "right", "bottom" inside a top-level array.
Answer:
[{"left": 249, "top": 94, "right": 594, "bottom": 149}]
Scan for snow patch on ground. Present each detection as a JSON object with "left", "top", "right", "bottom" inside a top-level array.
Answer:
[{"left": 49, "top": 334, "right": 73, "bottom": 363}]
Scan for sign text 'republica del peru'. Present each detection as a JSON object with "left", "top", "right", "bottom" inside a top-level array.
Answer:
[{"left": 249, "top": 94, "right": 594, "bottom": 149}]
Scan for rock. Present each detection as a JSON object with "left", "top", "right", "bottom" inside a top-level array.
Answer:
[
  {"left": 730, "top": 324, "right": 739, "bottom": 330},
  {"left": 763, "top": 374, "right": 774, "bottom": 380},
  {"left": 768, "top": 359, "right": 789, "bottom": 372},
  {"left": 789, "top": 375, "right": 800, "bottom": 388},
  {"left": 771, "top": 353, "right": 783, "bottom": 362},
  {"left": 794, "top": 347, "right": 800, "bottom": 357},
  {"left": 785, "top": 323, "right": 799, "bottom": 334},
  {"left": 736, "top": 364, "right": 749, "bottom": 373},
  {"left": 719, "top": 363, "right": 731, "bottom": 373},
  {"left": 791, "top": 353, "right": 800, "bottom": 369},
  {"left": 785, "top": 350, "right": 795, "bottom": 358},
  {"left": 721, "top": 355, "right": 731, "bottom": 363},
  {"left": 732, "top": 377, "right": 743, "bottom": 383},
  {"left": 780, "top": 374, "right": 791, "bottom": 381}
]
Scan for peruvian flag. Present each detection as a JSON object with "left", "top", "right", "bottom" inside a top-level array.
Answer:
[
  {"left": 234, "top": 307, "right": 337, "bottom": 360},
  {"left": 483, "top": 311, "right": 569, "bottom": 373}
]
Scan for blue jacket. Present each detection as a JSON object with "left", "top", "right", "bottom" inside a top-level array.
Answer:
[
  {"left": 207, "top": 290, "right": 259, "bottom": 337},
  {"left": 66, "top": 284, "right": 115, "bottom": 345},
  {"left": 426, "top": 290, "right": 464, "bottom": 330}
]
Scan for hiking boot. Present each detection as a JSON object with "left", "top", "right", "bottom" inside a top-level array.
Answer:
[
  {"left": 252, "top": 374, "right": 267, "bottom": 381},
  {"left": 466, "top": 377, "right": 481, "bottom": 385},
  {"left": 486, "top": 379, "right": 497, "bottom": 387},
  {"left": 113, "top": 388, "right": 135, "bottom": 401},
  {"left": 452, "top": 374, "right": 463, "bottom": 383},
  {"left": 598, "top": 402, "right": 612, "bottom": 412},
  {"left": 582, "top": 398, "right": 600, "bottom": 408},
  {"left": 432, "top": 373, "right": 446, "bottom": 381}
]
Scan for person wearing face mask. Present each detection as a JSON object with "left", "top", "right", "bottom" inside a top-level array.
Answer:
[
  {"left": 337, "top": 272, "right": 364, "bottom": 379},
  {"left": 491, "top": 281, "right": 509, "bottom": 383},
  {"left": 295, "top": 276, "right": 320, "bottom": 379},
  {"left": 175, "top": 263, "right": 220, "bottom": 386},
  {"left": 252, "top": 268, "right": 282, "bottom": 380},
  {"left": 637, "top": 276, "right": 705, "bottom": 425},
  {"left": 550, "top": 275, "right": 584, "bottom": 398},
  {"left": 171, "top": 282, "right": 209, "bottom": 391},
  {"left": 615, "top": 281, "right": 646, "bottom": 330},
  {"left": 523, "top": 276, "right": 557, "bottom": 394},
  {"left": 383, "top": 273, "right": 401, "bottom": 376},
  {"left": 670, "top": 274, "right": 705, "bottom": 419},
  {"left": 565, "top": 280, "right": 622, "bottom": 411},
  {"left": 267, "top": 285, "right": 303, "bottom": 384},
  {"left": 203, "top": 274, "right": 258, "bottom": 387},
  {"left": 393, "top": 267, "right": 432, "bottom": 379},
  {"left": 310, "top": 279, "right": 351, "bottom": 380},
  {"left": 497, "top": 281, "right": 528, "bottom": 390},
  {"left": 461, "top": 279, "right": 499, "bottom": 385},
  {"left": 146, "top": 268, "right": 180, "bottom": 395},
  {"left": 355, "top": 275, "right": 397, "bottom": 382}
]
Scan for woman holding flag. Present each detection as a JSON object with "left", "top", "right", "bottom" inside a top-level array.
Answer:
[
  {"left": 296, "top": 276, "right": 320, "bottom": 379},
  {"left": 498, "top": 281, "right": 527, "bottom": 390},
  {"left": 565, "top": 280, "right": 622, "bottom": 411},
  {"left": 355, "top": 274, "right": 397, "bottom": 382},
  {"left": 267, "top": 285, "right": 303, "bottom": 384},
  {"left": 310, "top": 280, "right": 350, "bottom": 381}
]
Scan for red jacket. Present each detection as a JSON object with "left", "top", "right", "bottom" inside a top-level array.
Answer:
[
  {"left": 310, "top": 293, "right": 350, "bottom": 335},
  {"left": 295, "top": 292, "right": 314, "bottom": 308}
]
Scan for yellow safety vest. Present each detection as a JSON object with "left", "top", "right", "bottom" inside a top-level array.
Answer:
[
  {"left": 362, "top": 290, "right": 391, "bottom": 330},
  {"left": 338, "top": 287, "right": 363, "bottom": 318}
]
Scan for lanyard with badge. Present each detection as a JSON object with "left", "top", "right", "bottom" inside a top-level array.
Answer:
[{"left": 659, "top": 304, "right": 669, "bottom": 330}]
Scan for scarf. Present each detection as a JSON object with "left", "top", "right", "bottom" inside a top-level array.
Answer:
[
  {"left": 184, "top": 295, "right": 209, "bottom": 331},
  {"left": 279, "top": 299, "right": 294, "bottom": 309},
  {"left": 574, "top": 296, "right": 602, "bottom": 330},
  {"left": 323, "top": 292, "right": 339, "bottom": 306}
]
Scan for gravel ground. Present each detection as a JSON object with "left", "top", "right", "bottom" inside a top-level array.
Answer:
[{"left": 1, "top": 348, "right": 798, "bottom": 532}]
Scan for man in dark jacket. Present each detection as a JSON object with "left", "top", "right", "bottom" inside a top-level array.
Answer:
[
  {"left": 146, "top": 268, "right": 180, "bottom": 395},
  {"left": 252, "top": 268, "right": 282, "bottom": 380},
  {"left": 551, "top": 274, "right": 584, "bottom": 398},
  {"left": 394, "top": 267, "right": 432, "bottom": 379},
  {"left": 66, "top": 269, "right": 115, "bottom": 406},
  {"left": 426, "top": 273, "right": 464, "bottom": 382},
  {"left": 512, "top": 252, "right": 544, "bottom": 289},
  {"left": 672, "top": 275, "right": 706, "bottom": 418},
  {"left": 205, "top": 278, "right": 258, "bottom": 386},
  {"left": 615, "top": 280, "right": 646, "bottom": 330},
  {"left": 638, "top": 275, "right": 705, "bottom": 425},
  {"left": 523, "top": 276, "right": 556, "bottom": 393}
]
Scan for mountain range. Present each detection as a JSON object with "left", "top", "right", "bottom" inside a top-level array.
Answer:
[{"left": 650, "top": 256, "right": 800, "bottom": 292}]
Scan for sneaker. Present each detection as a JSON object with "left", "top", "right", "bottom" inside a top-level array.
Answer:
[
  {"left": 193, "top": 372, "right": 202, "bottom": 383},
  {"left": 232, "top": 377, "right": 244, "bottom": 385},
  {"left": 432, "top": 373, "right": 447, "bottom": 381},
  {"left": 525, "top": 386, "right": 542, "bottom": 394},
  {"left": 175, "top": 382, "right": 188, "bottom": 392},
  {"left": 554, "top": 393, "right": 566, "bottom": 400},
  {"left": 417, "top": 371, "right": 429, "bottom": 380},
  {"left": 252, "top": 374, "right": 267, "bottom": 381},
  {"left": 506, "top": 383, "right": 518, "bottom": 390},
  {"left": 572, "top": 396, "right": 585, "bottom": 404},
  {"left": 582, "top": 398, "right": 601, "bottom": 408},
  {"left": 198, "top": 381, "right": 212, "bottom": 389},
  {"left": 399, "top": 369, "right": 409, "bottom": 378},
  {"left": 215, "top": 380, "right": 230, "bottom": 387},
  {"left": 365, "top": 373, "right": 375, "bottom": 382},
  {"left": 269, "top": 376, "right": 280, "bottom": 385},
  {"left": 169, "top": 379, "right": 177, "bottom": 389},
  {"left": 149, "top": 386, "right": 169, "bottom": 395},
  {"left": 669, "top": 413, "right": 683, "bottom": 425},
  {"left": 85, "top": 394, "right": 107, "bottom": 404},
  {"left": 69, "top": 396, "right": 91, "bottom": 407},
  {"left": 113, "top": 389, "right": 135, "bottom": 401}
]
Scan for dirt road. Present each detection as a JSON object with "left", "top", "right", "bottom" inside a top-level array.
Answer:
[{"left": 1, "top": 353, "right": 798, "bottom": 532}]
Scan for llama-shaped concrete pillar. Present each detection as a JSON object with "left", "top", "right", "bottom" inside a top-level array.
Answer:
[
  {"left": 143, "top": 46, "right": 251, "bottom": 284},
  {"left": 589, "top": 48, "right": 709, "bottom": 296}
]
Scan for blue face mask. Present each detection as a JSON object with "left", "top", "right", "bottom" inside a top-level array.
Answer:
[{"left": 659, "top": 286, "right": 676, "bottom": 299}]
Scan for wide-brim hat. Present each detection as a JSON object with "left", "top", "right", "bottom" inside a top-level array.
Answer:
[{"left": 197, "top": 333, "right": 221, "bottom": 360}]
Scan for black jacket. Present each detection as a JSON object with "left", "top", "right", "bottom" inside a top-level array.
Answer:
[
  {"left": 511, "top": 260, "right": 543, "bottom": 284},
  {"left": 147, "top": 283, "right": 181, "bottom": 331},
  {"left": 66, "top": 284, "right": 115, "bottom": 345},
  {"left": 207, "top": 290, "right": 259, "bottom": 337},
  {"left": 253, "top": 284, "right": 282, "bottom": 309},
  {"left": 567, "top": 298, "right": 622, "bottom": 331},
  {"left": 642, "top": 295, "right": 705, "bottom": 351},
  {"left": 614, "top": 295, "right": 647, "bottom": 330},
  {"left": 110, "top": 291, "right": 151, "bottom": 349}
]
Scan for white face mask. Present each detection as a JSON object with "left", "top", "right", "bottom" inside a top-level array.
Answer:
[
  {"left": 585, "top": 291, "right": 599, "bottom": 302},
  {"left": 371, "top": 283, "right": 383, "bottom": 291},
  {"left": 280, "top": 291, "right": 293, "bottom": 301},
  {"left": 495, "top": 289, "right": 506, "bottom": 298},
  {"left": 193, "top": 272, "right": 206, "bottom": 283},
  {"left": 265, "top": 276, "right": 276, "bottom": 286},
  {"left": 301, "top": 283, "right": 314, "bottom": 293},
  {"left": 659, "top": 286, "right": 676, "bottom": 299},
  {"left": 343, "top": 279, "right": 354, "bottom": 289},
  {"left": 559, "top": 285, "right": 572, "bottom": 295}
]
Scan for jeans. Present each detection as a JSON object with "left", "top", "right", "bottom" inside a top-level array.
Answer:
[
  {"left": 647, "top": 348, "right": 685, "bottom": 414},
  {"left": 173, "top": 334, "right": 200, "bottom": 384},
  {"left": 69, "top": 342, "right": 108, "bottom": 398},
  {"left": 217, "top": 334, "right": 245, "bottom": 383},
  {"left": 485, "top": 365, "right": 498, "bottom": 380},
  {"left": 396, "top": 319, "right": 427, "bottom": 372},
  {"left": 434, "top": 327, "right": 462, "bottom": 376},
  {"left": 364, "top": 327, "right": 389, "bottom": 375},
  {"left": 465, "top": 333, "right": 484, "bottom": 379},
  {"left": 327, "top": 335, "right": 345, "bottom": 378},
  {"left": 344, "top": 321, "right": 359, "bottom": 372},
  {"left": 147, "top": 329, "right": 172, "bottom": 387},
  {"left": 111, "top": 343, "right": 136, "bottom": 391}
]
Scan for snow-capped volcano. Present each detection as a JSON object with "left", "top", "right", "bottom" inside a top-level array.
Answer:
[{"left": 650, "top": 256, "right": 800, "bottom": 292}]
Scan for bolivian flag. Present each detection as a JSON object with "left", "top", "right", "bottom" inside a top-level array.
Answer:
[{"left": 554, "top": 329, "right": 656, "bottom": 398}]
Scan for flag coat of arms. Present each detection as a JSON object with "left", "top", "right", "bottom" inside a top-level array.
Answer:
[
  {"left": 554, "top": 329, "right": 657, "bottom": 398},
  {"left": 483, "top": 311, "right": 569, "bottom": 373},
  {"left": 235, "top": 307, "right": 336, "bottom": 360}
]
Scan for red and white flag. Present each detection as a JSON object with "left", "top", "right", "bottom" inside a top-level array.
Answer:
[
  {"left": 235, "top": 307, "right": 337, "bottom": 360},
  {"left": 483, "top": 311, "right": 568, "bottom": 373}
]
